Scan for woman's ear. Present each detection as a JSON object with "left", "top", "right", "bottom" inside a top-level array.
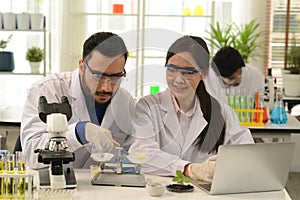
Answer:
[{"left": 201, "top": 68, "right": 209, "bottom": 79}]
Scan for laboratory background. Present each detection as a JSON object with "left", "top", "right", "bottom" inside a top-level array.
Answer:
[{"left": 0, "top": 0, "right": 300, "bottom": 199}]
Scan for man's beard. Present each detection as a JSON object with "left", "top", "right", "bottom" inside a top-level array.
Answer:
[
  {"left": 81, "top": 72, "right": 113, "bottom": 107},
  {"left": 94, "top": 91, "right": 112, "bottom": 107}
]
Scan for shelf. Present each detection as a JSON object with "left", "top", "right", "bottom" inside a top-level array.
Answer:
[
  {"left": 0, "top": 29, "right": 45, "bottom": 32},
  {"left": 70, "top": 12, "right": 138, "bottom": 17},
  {"left": 144, "top": 14, "right": 212, "bottom": 18},
  {"left": 0, "top": 25, "right": 49, "bottom": 77},
  {"left": 0, "top": 72, "right": 45, "bottom": 76}
]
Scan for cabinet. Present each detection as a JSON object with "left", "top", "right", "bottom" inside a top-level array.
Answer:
[{"left": 0, "top": 16, "right": 50, "bottom": 123}]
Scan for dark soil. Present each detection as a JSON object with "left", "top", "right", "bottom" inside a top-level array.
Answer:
[{"left": 166, "top": 184, "right": 194, "bottom": 193}]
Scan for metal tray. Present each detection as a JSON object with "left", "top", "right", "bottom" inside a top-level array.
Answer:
[{"left": 91, "top": 172, "right": 146, "bottom": 187}]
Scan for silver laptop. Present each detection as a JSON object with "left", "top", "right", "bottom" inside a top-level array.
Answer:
[{"left": 192, "top": 142, "right": 295, "bottom": 195}]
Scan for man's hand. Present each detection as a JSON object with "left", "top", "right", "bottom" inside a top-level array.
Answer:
[{"left": 85, "top": 122, "right": 120, "bottom": 152}]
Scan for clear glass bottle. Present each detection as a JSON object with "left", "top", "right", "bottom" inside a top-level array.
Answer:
[{"left": 270, "top": 91, "right": 288, "bottom": 124}]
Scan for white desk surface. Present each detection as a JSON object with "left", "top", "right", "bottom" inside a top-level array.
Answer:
[
  {"left": 247, "top": 114, "right": 300, "bottom": 131},
  {"left": 245, "top": 114, "right": 300, "bottom": 141},
  {"left": 36, "top": 169, "right": 291, "bottom": 200}
]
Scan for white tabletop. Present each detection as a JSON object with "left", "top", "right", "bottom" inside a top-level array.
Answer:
[
  {"left": 36, "top": 169, "right": 291, "bottom": 200},
  {"left": 247, "top": 114, "right": 300, "bottom": 132}
]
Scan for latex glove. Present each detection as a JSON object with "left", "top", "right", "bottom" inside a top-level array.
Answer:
[
  {"left": 85, "top": 122, "right": 120, "bottom": 153},
  {"left": 186, "top": 155, "right": 217, "bottom": 182}
]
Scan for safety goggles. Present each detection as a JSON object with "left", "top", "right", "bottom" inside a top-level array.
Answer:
[
  {"left": 165, "top": 64, "right": 204, "bottom": 80},
  {"left": 222, "top": 74, "right": 242, "bottom": 85},
  {"left": 83, "top": 61, "right": 126, "bottom": 83}
]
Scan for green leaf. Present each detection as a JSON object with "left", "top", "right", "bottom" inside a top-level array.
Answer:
[
  {"left": 173, "top": 170, "right": 191, "bottom": 185},
  {"left": 183, "top": 177, "right": 191, "bottom": 183},
  {"left": 206, "top": 19, "right": 263, "bottom": 63},
  {"left": 176, "top": 170, "right": 183, "bottom": 177},
  {"left": 172, "top": 176, "right": 181, "bottom": 182},
  {"left": 26, "top": 46, "right": 44, "bottom": 62}
]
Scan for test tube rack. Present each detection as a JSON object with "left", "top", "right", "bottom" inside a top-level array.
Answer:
[
  {"left": 0, "top": 172, "right": 34, "bottom": 199},
  {"left": 234, "top": 109, "right": 264, "bottom": 127}
]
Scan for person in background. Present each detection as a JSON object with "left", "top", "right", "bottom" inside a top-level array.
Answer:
[
  {"left": 204, "top": 46, "right": 265, "bottom": 103},
  {"left": 129, "top": 36, "right": 253, "bottom": 182},
  {"left": 21, "top": 32, "right": 135, "bottom": 169}
]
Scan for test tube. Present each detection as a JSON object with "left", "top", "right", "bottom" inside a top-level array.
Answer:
[
  {"left": 233, "top": 89, "right": 241, "bottom": 121},
  {"left": 116, "top": 147, "right": 123, "bottom": 174},
  {"left": 0, "top": 154, "right": 4, "bottom": 198},
  {"left": 239, "top": 89, "right": 246, "bottom": 122},
  {"left": 226, "top": 88, "right": 234, "bottom": 108},
  {"left": 5, "top": 154, "right": 15, "bottom": 198},
  {"left": 16, "top": 152, "right": 26, "bottom": 174},
  {"left": 16, "top": 151, "right": 26, "bottom": 199}
]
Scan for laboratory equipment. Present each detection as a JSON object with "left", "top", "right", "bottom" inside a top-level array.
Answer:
[
  {"left": 254, "top": 92, "right": 269, "bottom": 124},
  {"left": 270, "top": 91, "right": 288, "bottom": 124},
  {"left": 34, "top": 96, "right": 77, "bottom": 189},
  {"left": 91, "top": 148, "right": 147, "bottom": 187},
  {"left": 0, "top": 132, "right": 7, "bottom": 150}
]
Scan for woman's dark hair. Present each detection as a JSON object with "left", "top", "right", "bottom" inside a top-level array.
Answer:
[
  {"left": 166, "top": 35, "right": 226, "bottom": 153},
  {"left": 82, "top": 32, "right": 128, "bottom": 62}
]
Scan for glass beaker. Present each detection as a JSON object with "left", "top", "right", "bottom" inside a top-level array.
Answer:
[{"left": 270, "top": 92, "right": 288, "bottom": 124}]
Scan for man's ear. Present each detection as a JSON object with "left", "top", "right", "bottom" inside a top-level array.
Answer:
[{"left": 79, "top": 59, "right": 84, "bottom": 73}]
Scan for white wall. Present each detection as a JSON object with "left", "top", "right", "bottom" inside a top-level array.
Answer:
[{"left": 230, "top": 0, "right": 267, "bottom": 72}]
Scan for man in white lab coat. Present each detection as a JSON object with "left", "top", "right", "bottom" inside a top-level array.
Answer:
[
  {"left": 21, "top": 32, "right": 135, "bottom": 169},
  {"left": 204, "top": 47, "right": 265, "bottom": 104}
]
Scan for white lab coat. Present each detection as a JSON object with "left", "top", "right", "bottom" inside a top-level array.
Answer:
[
  {"left": 21, "top": 69, "right": 135, "bottom": 169},
  {"left": 129, "top": 89, "right": 254, "bottom": 176},
  {"left": 204, "top": 65, "right": 265, "bottom": 103}
]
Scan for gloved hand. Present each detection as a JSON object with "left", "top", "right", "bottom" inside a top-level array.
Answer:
[
  {"left": 185, "top": 155, "right": 217, "bottom": 182},
  {"left": 85, "top": 122, "right": 120, "bottom": 153}
]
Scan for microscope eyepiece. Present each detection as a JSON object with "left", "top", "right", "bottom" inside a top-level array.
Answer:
[
  {"left": 39, "top": 96, "right": 48, "bottom": 104},
  {"left": 61, "top": 96, "right": 69, "bottom": 104}
]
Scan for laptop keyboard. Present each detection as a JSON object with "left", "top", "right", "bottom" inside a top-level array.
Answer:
[{"left": 199, "top": 183, "right": 212, "bottom": 191}]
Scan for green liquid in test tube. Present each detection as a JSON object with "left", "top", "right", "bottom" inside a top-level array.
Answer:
[
  {"left": 244, "top": 96, "right": 249, "bottom": 123},
  {"left": 6, "top": 154, "right": 15, "bottom": 199},
  {"left": 16, "top": 151, "right": 26, "bottom": 199},
  {"left": 150, "top": 86, "right": 160, "bottom": 95},
  {"left": 233, "top": 95, "right": 241, "bottom": 121}
]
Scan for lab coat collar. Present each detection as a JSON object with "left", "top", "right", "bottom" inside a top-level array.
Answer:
[
  {"left": 161, "top": 89, "right": 208, "bottom": 155},
  {"left": 161, "top": 89, "right": 183, "bottom": 147},
  {"left": 70, "top": 69, "right": 90, "bottom": 121}
]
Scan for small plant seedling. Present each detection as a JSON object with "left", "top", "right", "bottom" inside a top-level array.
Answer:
[
  {"left": 0, "top": 35, "right": 13, "bottom": 50},
  {"left": 172, "top": 170, "right": 191, "bottom": 185}
]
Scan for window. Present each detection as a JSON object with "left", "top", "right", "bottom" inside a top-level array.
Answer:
[{"left": 267, "top": 0, "right": 300, "bottom": 82}]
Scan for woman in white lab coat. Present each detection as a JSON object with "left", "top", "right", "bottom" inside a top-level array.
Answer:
[{"left": 129, "top": 36, "right": 254, "bottom": 182}]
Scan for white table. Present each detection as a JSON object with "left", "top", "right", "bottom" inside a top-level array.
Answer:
[
  {"left": 247, "top": 114, "right": 300, "bottom": 141},
  {"left": 34, "top": 169, "right": 292, "bottom": 200}
]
